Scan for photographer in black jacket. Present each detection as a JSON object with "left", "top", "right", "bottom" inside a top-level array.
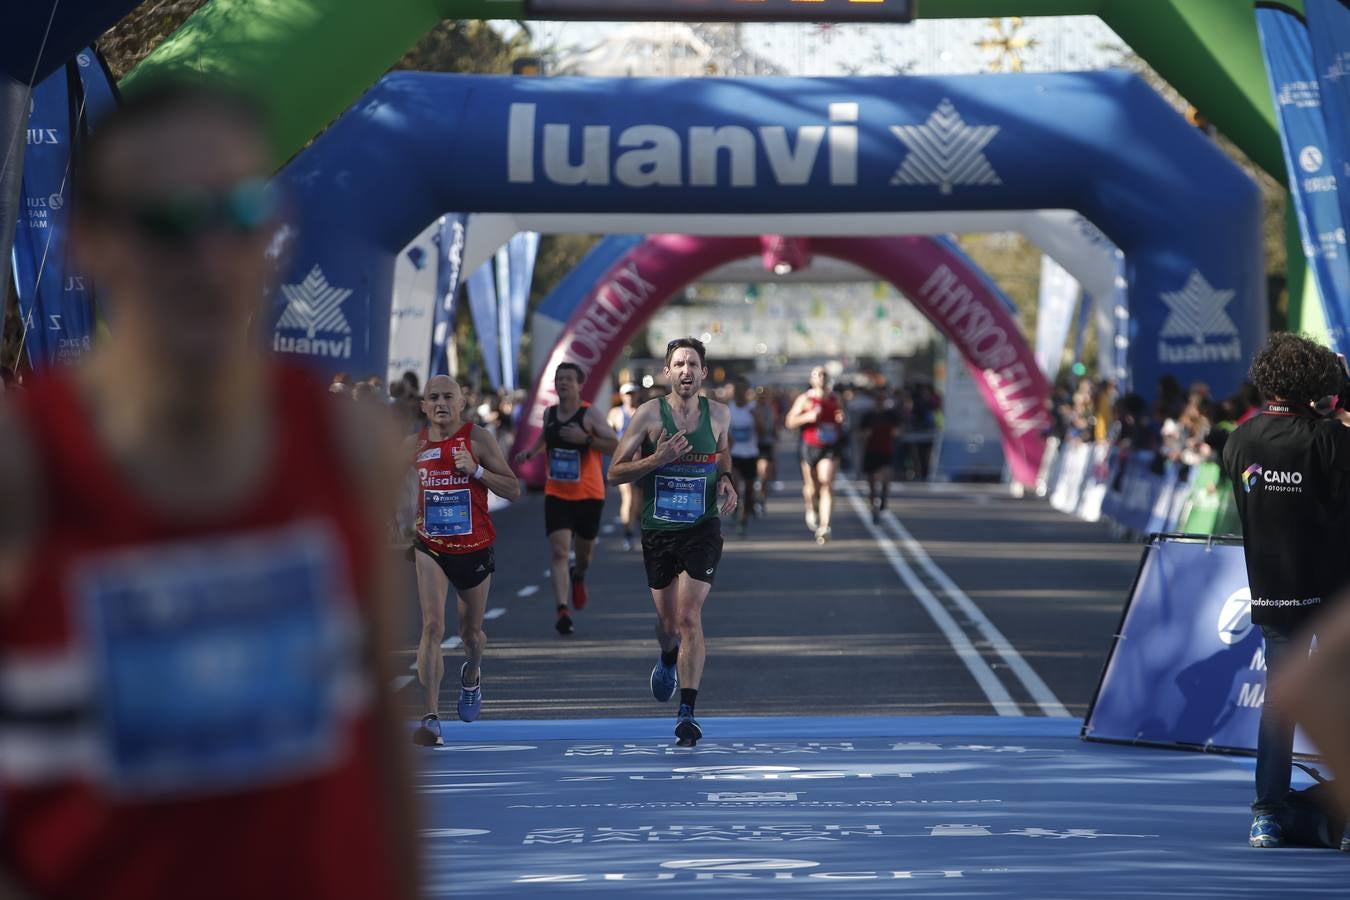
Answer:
[{"left": 1222, "top": 332, "right": 1350, "bottom": 849}]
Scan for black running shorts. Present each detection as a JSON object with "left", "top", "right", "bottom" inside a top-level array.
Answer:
[
  {"left": 642, "top": 518, "right": 724, "bottom": 589},
  {"left": 731, "top": 456, "right": 758, "bottom": 482},
  {"left": 800, "top": 443, "right": 838, "bottom": 469},
  {"left": 862, "top": 452, "right": 894, "bottom": 474},
  {"left": 414, "top": 539, "right": 495, "bottom": 592},
  {"left": 545, "top": 495, "right": 604, "bottom": 540}
]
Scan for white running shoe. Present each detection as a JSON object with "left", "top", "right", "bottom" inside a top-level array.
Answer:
[{"left": 815, "top": 525, "right": 831, "bottom": 545}]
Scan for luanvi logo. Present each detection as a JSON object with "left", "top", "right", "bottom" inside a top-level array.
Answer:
[
  {"left": 507, "top": 102, "right": 860, "bottom": 188},
  {"left": 273, "top": 265, "right": 354, "bottom": 359},
  {"left": 1157, "top": 271, "right": 1240, "bottom": 365},
  {"left": 890, "top": 99, "right": 1001, "bottom": 194}
]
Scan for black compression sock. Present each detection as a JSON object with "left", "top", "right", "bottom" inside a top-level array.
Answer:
[
  {"left": 661, "top": 647, "right": 679, "bottom": 667},
  {"left": 680, "top": 688, "right": 698, "bottom": 712}
]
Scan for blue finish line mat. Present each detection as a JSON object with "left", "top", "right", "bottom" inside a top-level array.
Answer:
[{"left": 420, "top": 716, "right": 1345, "bottom": 897}]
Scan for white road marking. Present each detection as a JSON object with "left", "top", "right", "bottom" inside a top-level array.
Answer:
[
  {"left": 391, "top": 675, "right": 416, "bottom": 691},
  {"left": 517, "top": 585, "right": 541, "bottom": 598},
  {"left": 484, "top": 607, "right": 508, "bottom": 620},
  {"left": 841, "top": 482, "right": 1021, "bottom": 717},
  {"left": 879, "top": 507, "right": 1070, "bottom": 718},
  {"left": 441, "top": 636, "right": 463, "bottom": 650}
]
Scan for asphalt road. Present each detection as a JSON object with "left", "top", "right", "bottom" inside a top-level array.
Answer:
[{"left": 394, "top": 464, "right": 1143, "bottom": 721}]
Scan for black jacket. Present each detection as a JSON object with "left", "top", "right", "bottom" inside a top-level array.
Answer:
[{"left": 1222, "top": 404, "right": 1350, "bottom": 628}]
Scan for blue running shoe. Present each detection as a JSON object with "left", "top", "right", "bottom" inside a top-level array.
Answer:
[
  {"left": 650, "top": 659, "right": 678, "bottom": 703},
  {"left": 412, "top": 713, "right": 442, "bottom": 746},
  {"left": 675, "top": 704, "right": 702, "bottom": 747},
  {"left": 458, "top": 662, "right": 482, "bottom": 723},
  {"left": 1249, "top": 814, "right": 1283, "bottom": 848}
]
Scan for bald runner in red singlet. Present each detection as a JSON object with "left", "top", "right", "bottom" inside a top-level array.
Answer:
[{"left": 409, "top": 376, "right": 519, "bottom": 745}]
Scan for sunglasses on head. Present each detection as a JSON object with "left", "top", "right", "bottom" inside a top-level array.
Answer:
[{"left": 89, "top": 178, "right": 279, "bottom": 243}]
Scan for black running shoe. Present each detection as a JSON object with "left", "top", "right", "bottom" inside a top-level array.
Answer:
[
  {"left": 675, "top": 704, "right": 702, "bottom": 747},
  {"left": 412, "top": 714, "right": 443, "bottom": 746},
  {"left": 555, "top": 610, "right": 574, "bottom": 635}
]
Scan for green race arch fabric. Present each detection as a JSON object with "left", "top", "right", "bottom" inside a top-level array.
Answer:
[{"left": 123, "top": 0, "right": 1299, "bottom": 180}]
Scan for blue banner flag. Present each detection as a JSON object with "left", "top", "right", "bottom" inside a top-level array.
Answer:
[
  {"left": 1257, "top": 5, "right": 1350, "bottom": 352},
  {"left": 10, "top": 48, "right": 117, "bottom": 370},
  {"left": 466, "top": 260, "right": 501, "bottom": 391},
  {"left": 503, "top": 231, "right": 539, "bottom": 391},
  {"left": 430, "top": 214, "right": 467, "bottom": 377}
]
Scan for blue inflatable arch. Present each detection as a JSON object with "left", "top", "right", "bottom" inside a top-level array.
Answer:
[{"left": 272, "top": 70, "right": 1264, "bottom": 395}]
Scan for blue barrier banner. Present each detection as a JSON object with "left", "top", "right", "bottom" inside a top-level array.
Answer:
[
  {"left": 1109, "top": 452, "right": 1167, "bottom": 534},
  {"left": 1257, "top": 6, "right": 1350, "bottom": 352},
  {"left": 430, "top": 214, "right": 467, "bottom": 378},
  {"left": 1085, "top": 537, "right": 1312, "bottom": 755},
  {"left": 466, "top": 260, "right": 501, "bottom": 391},
  {"left": 10, "top": 48, "right": 115, "bottom": 369}
]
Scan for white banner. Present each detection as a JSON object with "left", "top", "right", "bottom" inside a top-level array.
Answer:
[
  {"left": 387, "top": 218, "right": 440, "bottom": 389},
  {"left": 934, "top": 341, "right": 1006, "bottom": 481},
  {"left": 1034, "top": 255, "right": 1081, "bottom": 379}
]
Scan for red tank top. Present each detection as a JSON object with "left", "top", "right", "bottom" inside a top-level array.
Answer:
[
  {"left": 414, "top": 422, "right": 496, "bottom": 554},
  {"left": 0, "top": 365, "right": 403, "bottom": 900},
  {"left": 802, "top": 393, "right": 843, "bottom": 448}
]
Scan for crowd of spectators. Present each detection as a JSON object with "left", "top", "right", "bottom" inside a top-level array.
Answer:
[
  {"left": 1047, "top": 372, "right": 1262, "bottom": 468},
  {"left": 322, "top": 367, "right": 945, "bottom": 482},
  {"left": 328, "top": 370, "right": 525, "bottom": 459}
]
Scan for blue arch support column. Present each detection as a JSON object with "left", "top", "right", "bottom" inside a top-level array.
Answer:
[{"left": 272, "top": 71, "right": 1264, "bottom": 394}]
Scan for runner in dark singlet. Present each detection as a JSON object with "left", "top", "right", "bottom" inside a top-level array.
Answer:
[
  {"left": 609, "top": 338, "right": 738, "bottom": 746},
  {"left": 859, "top": 389, "right": 902, "bottom": 523},
  {"left": 409, "top": 376, "right": 520, "bottom": 745},
  {"left": 786, "top": 366, "right": 845, "bottom": 544},
  {"left": 513, "top": 363, "right": 619, "bottom": 634},
  {"left": 0, "top": 83, "right": 415, "bottom": 900}
]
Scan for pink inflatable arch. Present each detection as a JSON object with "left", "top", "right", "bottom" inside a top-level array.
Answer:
[{"left": 511, "top": 234, "right": 1052, "bottom": 486}]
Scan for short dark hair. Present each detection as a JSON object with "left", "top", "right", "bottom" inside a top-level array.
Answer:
[
  {"left": 555, "top": 362, "right": 586, "bottom": 383},
  {"left": 664, "top": 337, "right": 707, "bottom": 367},
  {"left": 74, "top": 79, "right": 270, "bottom": 211},
  {"left": 1249, "top": 332, "right": 1344, "bottom": 406}
]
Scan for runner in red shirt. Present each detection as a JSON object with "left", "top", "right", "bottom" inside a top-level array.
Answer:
[
  {"left": 0, "top": 83, "right": 416, "bottom": 900},
  {"left": 409, "top": 375, "right": 519, "bottom": 745},
  {"left": 786, "top": 366, "right": 846, "bottom": 544}
]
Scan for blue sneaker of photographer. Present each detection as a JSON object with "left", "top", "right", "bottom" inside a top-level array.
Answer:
[{"left": 1249, "top": 814, "right": 1283, "bottom": 848}]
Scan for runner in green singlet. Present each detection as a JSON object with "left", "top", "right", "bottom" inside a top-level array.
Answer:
[{"left": 608, "top": 337, "right": 738, "bottom": 746}]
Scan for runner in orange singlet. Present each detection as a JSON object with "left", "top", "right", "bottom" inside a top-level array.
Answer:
[{"left": 514, "top": 363, "right": 619, "bottom": 634}]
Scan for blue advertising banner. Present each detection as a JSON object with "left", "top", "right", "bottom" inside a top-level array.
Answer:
[
  {"left": 466, "top": 260, "right": 501, "bottom": 391},
  {"left": 502, "top": 231, "right": 539, "bottom": 391},
  {"left": 274, "top": 71, "right": 1264, "bottom": 392},
  {"left": 10, "top": 48, "right": 116, "bottom": 369},
  {"left": 1307, "top": 1, "right": 1350, "bottom": 299},
  {"left": 430, "top": 214, "right": 467, "bottom": 378},
  {"left": 1085, "top": 537, "right": 1312, "bottom": 755},
  {"left": 1257, "top": 5, "right": 1350, "bottom": 353}
]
